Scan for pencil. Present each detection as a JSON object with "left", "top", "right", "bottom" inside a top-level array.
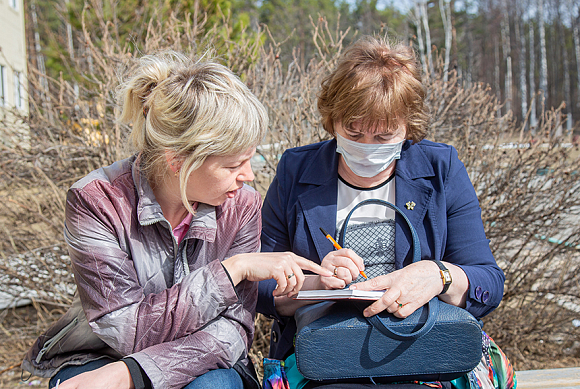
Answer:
[{"left": 319, "top": 227, "right": 368, "bottom": 279}]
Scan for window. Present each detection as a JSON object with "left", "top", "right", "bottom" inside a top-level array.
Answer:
[
  {"left": 0, "top": 66, "right": 5, "bottom": 106},
  {"left": 9, "top": 0, "right": 18, "bottom": 11},
  {"left": 14, "top": 71, "right": 24, "bottom": 110}
]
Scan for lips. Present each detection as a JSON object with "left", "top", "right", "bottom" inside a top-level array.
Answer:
[{"left": 226, "top": 184, "right": 244, "bottom": 198}]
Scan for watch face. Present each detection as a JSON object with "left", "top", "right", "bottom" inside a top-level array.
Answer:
[{"left": 443, "top": 271, "right": 452, "bottom": 283}]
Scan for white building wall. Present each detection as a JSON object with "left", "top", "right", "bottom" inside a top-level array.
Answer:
[
  {"left": 0, "top": 0, "right": 28, "bottom": 112},
  {"left": 0, "top": 0, "right": 29, "bottom": 148}
]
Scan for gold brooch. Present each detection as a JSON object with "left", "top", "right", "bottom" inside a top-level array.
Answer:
[{"left": 406, "top": 201, "right": 416, "bottom": 210}]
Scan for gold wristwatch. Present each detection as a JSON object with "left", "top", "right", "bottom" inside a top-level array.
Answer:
[{"left": 432, "top": 260, "right": 452, "bottom": 294}]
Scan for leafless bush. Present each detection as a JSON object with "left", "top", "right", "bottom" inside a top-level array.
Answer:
[
  {"left": 2, "top": 8, "right": 580, "bottom": 381},
  {"left": 244, "top": 17, "right": 349, "bottom": 194},
  {"left": 426, "top": 71, "right": 580, "bottom": 367}
]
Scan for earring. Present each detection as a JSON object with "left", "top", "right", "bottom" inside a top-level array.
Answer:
[{"left": 174, "top": 170, "right": 179, "bottom": 177}]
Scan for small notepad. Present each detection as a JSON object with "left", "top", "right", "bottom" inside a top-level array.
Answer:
[{"left": 295, "top": 289, "right": 385, "bottom": 300}]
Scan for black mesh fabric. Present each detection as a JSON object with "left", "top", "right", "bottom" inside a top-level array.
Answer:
[{"left": 337, "top": 219, "right": 396, "bottom": 283}]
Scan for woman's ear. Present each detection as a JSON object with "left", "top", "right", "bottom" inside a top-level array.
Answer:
[{"left": 164, "top": 150, "right": 181, "bottom": 174}]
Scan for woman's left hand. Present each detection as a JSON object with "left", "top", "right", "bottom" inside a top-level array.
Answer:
[
  {"left": 352, "top": 260, "right": 467, "bottom": 318},
  {"left": 54, "top": 361, "right": 134, "bottom": 389}
]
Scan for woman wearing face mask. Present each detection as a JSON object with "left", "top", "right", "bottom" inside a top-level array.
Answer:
[{"left": 257, "top": 36, "right": 506, "bottom": 388}]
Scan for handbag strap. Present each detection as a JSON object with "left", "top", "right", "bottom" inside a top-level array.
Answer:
[
  {"left": 337, "top": 199, "right": 420, "bottom": 263},
  {"left": 338, "top": 198, "right": 438, "bottom": 340},
  {"left": 366, "top": 298, "right": 438, "bottom": 340}
]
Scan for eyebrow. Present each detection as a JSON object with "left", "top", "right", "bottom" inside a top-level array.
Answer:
[
  {"left": 345, "top": 127, "right": 399, "bottom": 136},
  {"left": 231, "top": 155, "right": 253, "bottom": 164}
]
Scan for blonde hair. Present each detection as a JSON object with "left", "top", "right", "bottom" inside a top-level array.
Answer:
[
  {"left": 318, "top": 36, "right": 429, "bottom": 143},
  {"left": 117, "top": 51, "right": 268, "bottom": 214}
]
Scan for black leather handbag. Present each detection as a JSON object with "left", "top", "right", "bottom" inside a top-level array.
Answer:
[{"left": 294, "top": 199, "right": 482, "bottom": 382}]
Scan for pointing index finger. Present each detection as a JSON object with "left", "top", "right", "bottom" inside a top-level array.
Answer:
[{"left": 294, "top": 257, "right": 333, "bottom": 277}]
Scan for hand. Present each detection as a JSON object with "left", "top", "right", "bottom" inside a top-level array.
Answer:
[
  {"left": 222, "top": 252, "right": 333, "bottom": 297},
  {"left": 54, "top": 361, "right": 134, "bottom": 389},
  {"left": 317, "top": 248, "right": 366, "bottom": 290},
  {"left": 352, "top": 260, "right": 443, "bottom": 318}
]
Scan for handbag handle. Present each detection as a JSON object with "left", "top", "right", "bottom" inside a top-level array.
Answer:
[
  {"left": 338, "top": 199, "right": 420, "bottom": 263},
  {"left": 338, "top": 198, "right": 438, "bottom": 340}
]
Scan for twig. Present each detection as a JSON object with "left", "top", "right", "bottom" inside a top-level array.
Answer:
[{"left": 0, "top": 364, "right": 20, "bottom": 376}]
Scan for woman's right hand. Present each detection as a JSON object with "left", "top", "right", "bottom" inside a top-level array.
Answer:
[
  {"left": 222, "top": 252, "right": 333, "bottom": 297},
  {"left": 317, "top": 248, "right": 366, "bottom": 289}
]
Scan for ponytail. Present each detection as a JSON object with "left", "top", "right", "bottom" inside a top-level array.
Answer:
[{"left": 115, "top": 51, "right": 268, "bottom": 214}]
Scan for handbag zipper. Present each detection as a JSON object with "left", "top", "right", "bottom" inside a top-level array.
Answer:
[{"left": 35, "top": 317, "right": 79, "bottom": 363}]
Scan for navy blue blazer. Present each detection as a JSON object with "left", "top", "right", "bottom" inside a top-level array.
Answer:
[{"left": 257, "top": 139, "right": 505, "bottom": 359}]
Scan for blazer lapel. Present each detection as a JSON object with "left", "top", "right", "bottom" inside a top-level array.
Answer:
[
  {"left": 297, "top": 140, "right": 340, "bottom": 263},
  {"left": 299, "top": 183, "right": 338, "bottom": 262},
  {"left": 395, "top": 141, "right": 435, "bottom": 266}
]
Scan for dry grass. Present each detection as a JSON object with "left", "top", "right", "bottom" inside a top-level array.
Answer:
[{"left": 2, "top": 6, "right": 580, "bottom": 387}]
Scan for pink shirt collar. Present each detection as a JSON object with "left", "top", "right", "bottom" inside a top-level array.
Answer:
[{"left": 172, "top": 203, "right": 197, "bottom": 244}]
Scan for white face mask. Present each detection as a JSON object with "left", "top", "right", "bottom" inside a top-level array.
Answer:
[{"left": 336, "top": 133, "right": 404, "bottom": 178}]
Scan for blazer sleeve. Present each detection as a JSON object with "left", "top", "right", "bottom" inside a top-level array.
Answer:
[
  {"left": 442, "top": 147, "right": 505, "bottom": 318},
  {"left": 258, "top": 153, "right": 291, "bottom": 319}
]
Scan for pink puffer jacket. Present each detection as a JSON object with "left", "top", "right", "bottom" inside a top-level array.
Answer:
[{"left": 22, "top": 155, "right": 262, "bottom": 389}]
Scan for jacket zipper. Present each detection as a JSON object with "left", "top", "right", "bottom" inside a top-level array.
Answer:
[
  {"left": 35, "top": 317, "right": 78, "bottom": 364},
  {"left": 141, "top": 218, "right": 183, "bottom": 279}
]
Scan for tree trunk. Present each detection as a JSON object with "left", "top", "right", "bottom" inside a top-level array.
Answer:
[
  {"left": 529, "top": 18, "right": 538, "bottom": 132},
  {"left": 516, "top": 10, "right": 528, "bottom": 130},
  {"left": 419, "top": 0, "right": 434, "bottom": 77},
  {"left": 64, "top": 0, "right": 74, "bottom": 59},
  {"left": 413, "top": 2, "right": 428, "bottom": 76},
  {"left": 465, "top": 11, "right": 473, "bottom": 89},
  {"left": 563, "top": 39, "right": 572, "bottom": 133},
  {"left": 557, "top": 0, "right": 572, "bottom": 133},
  {"left": 568, "top": 0, "right": 580, "bottom": 113},
  {"left": 501, "top": 0, "right": 512, "bottom": 115},
  {"left": 439, "top": 0, "right": 452, "bottom": 82},
  {"left": 30, "top": 0, "right": 52, "bottom": 121},
  {"left": 495, "top": 36, "right": 502, "bottom": 118},
  {"left": 538, "top": 0, "right": 548, "bottom": 103}
]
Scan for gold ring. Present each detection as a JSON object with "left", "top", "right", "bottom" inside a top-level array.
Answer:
[
  {"left": 334, "top": 267, "right": 338, "bottom": 276},
  {"left": 287, "top": 273, "right": 295, "bottom": 279},
  {"left": 396, "top": 301, "right": 403, "bottom": 308}
]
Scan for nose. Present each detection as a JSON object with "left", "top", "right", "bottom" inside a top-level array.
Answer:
[{"left": 238, "top": 159, "right": 254, "bottom": 182}]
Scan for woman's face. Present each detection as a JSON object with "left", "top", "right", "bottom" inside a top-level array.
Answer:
[
  {"left": 334, "top": 120, "right": 407, "bottom": 144},
  {"left": 334, "top": 120, "right": 407, "bottom": 186},
  {"left": 186, "top": 147, "right": 256, "bottom": 206}
]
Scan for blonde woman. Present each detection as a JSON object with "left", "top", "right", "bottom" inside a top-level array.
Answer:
[{"left": 22, "top": 52, "right": 330, "bottom": 389}]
